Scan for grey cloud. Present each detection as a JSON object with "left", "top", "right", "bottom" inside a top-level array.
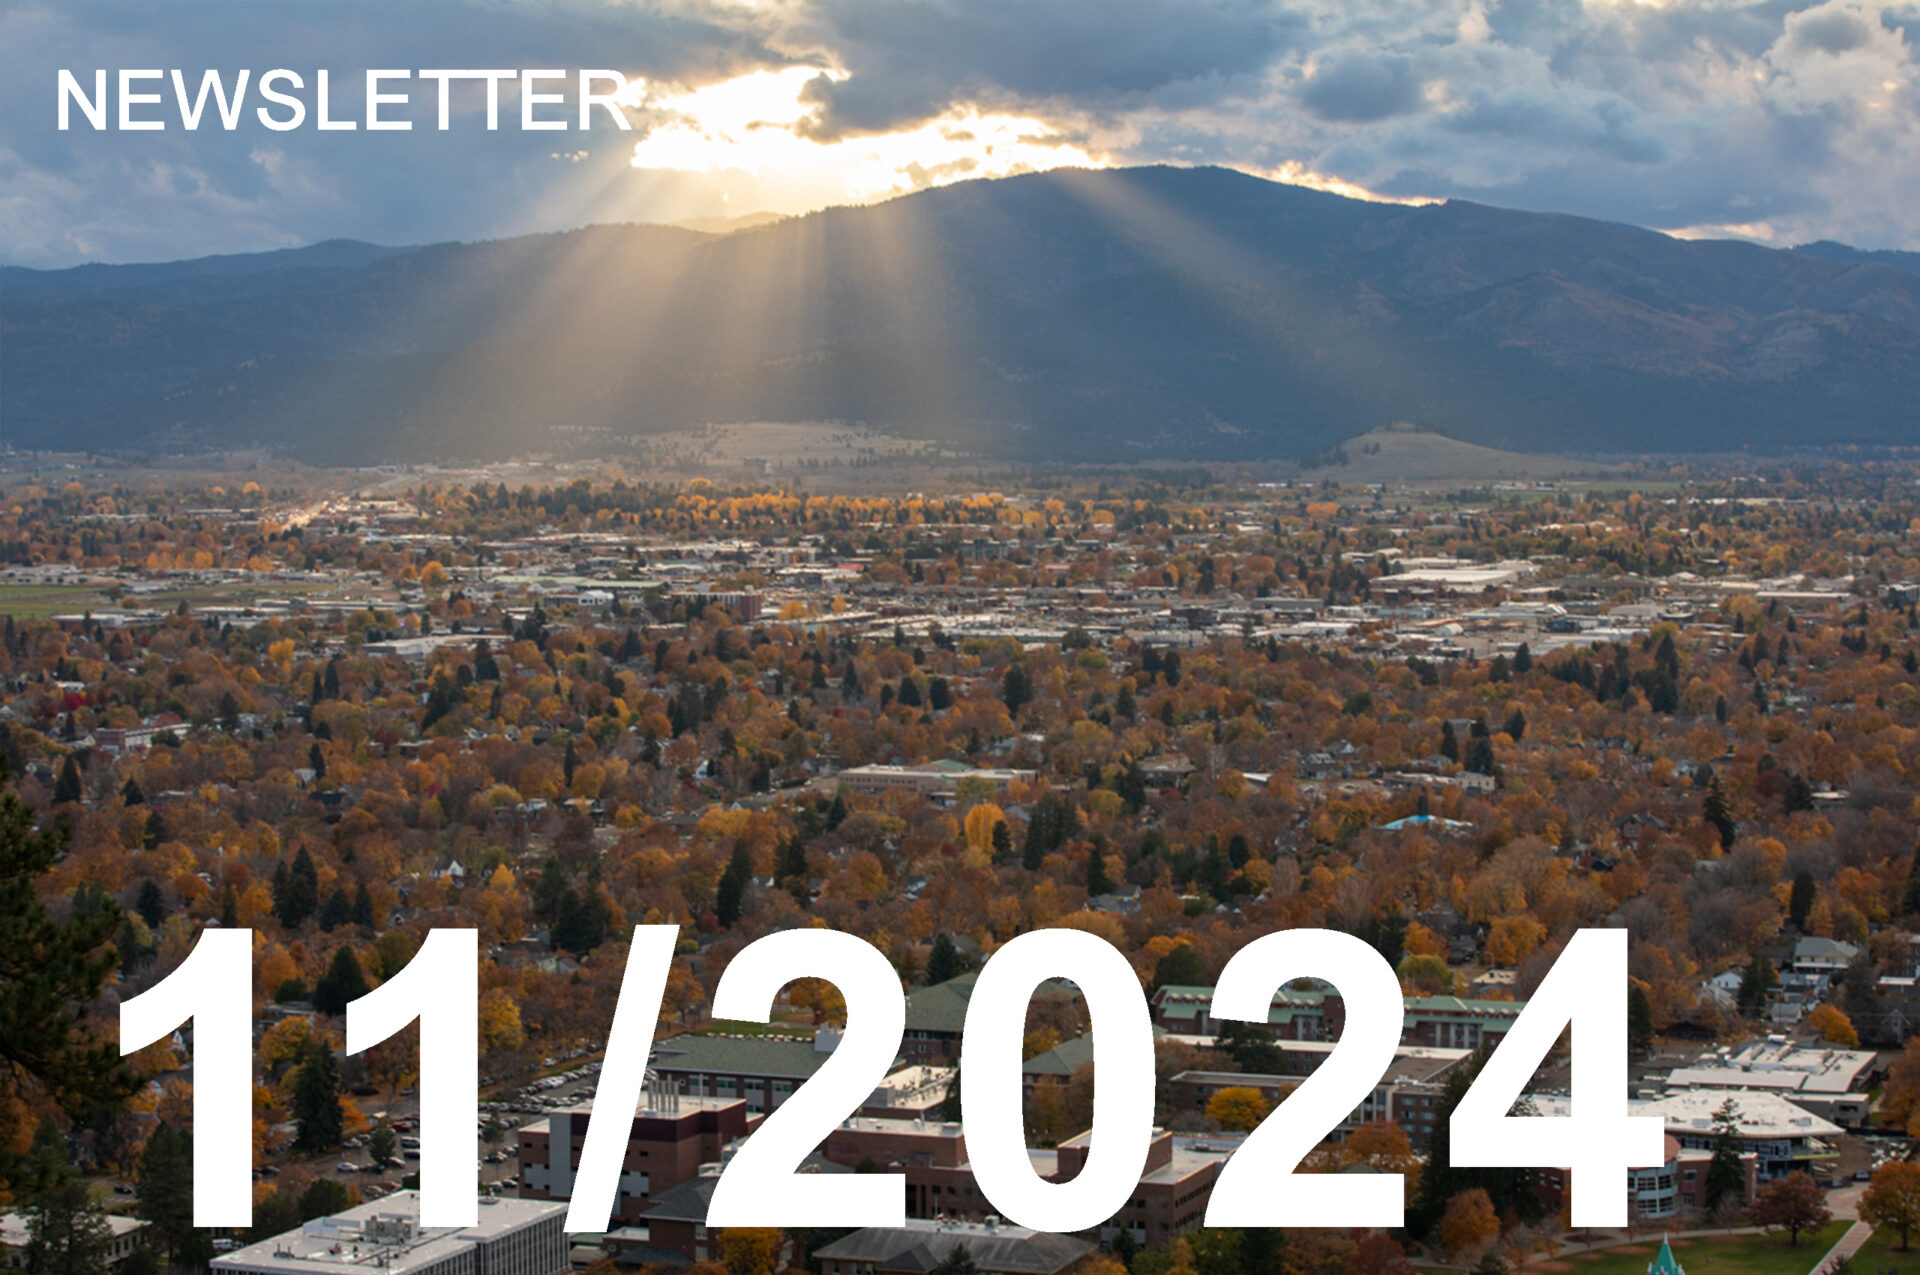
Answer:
[
  {"left": 1780, "top": 5, "right": 1879, "bottom": 55},
  {"left": 789, "top": 0, "right": 1300, "bottom": 139},
  {"left": 1299, "top": 53, "right": 1423, "bottom": 122}
]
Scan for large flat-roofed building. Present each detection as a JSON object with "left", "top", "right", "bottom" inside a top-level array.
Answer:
[
  {"left": 211, "top": 1192, "right": 567, "bottom": 1275},
  {"left": 516, "top": 1091, "right": 754, "bottom": 1227},
  {"left": 813, "top": 1221, "right": 1094, "bottom": 1275},
  {"left": 1663, "top": 1041, "right": 1882, "bottom": 1127},
  {"left": 1151, "top": 985, "right": 1523, "bottom": 1052},
  {"left": 834, "top": 765, "right": 1036, "bottom": 801}
]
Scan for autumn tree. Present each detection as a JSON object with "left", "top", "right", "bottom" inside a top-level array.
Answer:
[
  {"left": 1749, "top": 1171, "right": 1829, "bottom": 1245},
  {"left": 1205, "top": 1086, "right": 1269, "bottom": 1132},
  {"left": 717, "top": 1229, "right": 784, "bottom": 1275},
  {"left": 1805, "top": 1004, "right": 1858, "bottom": 1047},
  {"left": 1863, "top": 1162, "right": 1920, "bottom": 1250},
  {"left": 1439, "top": 1188, "right": 1500, "bottom": 1260}
]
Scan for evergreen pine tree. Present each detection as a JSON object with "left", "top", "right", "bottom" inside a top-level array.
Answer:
[
  {"left": 291, "top": 1046, "right": 345, "bottom": 1152},
  {"left": 925, "top": 933, "right": 965, "bottom": 985},
  {"left": 1628, "top": 983, "right": 1655, "bottom": 1059},
  {"left": 1789, "top": 871, "right": 1817, "bottom": 930},
  {"left": 716, "top": 842, "right": 753, "bottom": 929},
  {"left": 135, "top": 1124, "right": 202, "bottom": 1265},
  {"left": 311, "top": 947, "right": 369, "bottom": 1016},
  {"left": 51, "top": 757, "right": 82, "bottom": 806}
]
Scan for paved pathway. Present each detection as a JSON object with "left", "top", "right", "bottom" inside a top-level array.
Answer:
[{"left": 1809, "top": 1220, "right": 1873, "bottom": 1274}]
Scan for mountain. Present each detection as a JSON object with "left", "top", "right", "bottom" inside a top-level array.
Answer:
[{"left": 4, "top": 166, "right": 1917, "bottom": 464}]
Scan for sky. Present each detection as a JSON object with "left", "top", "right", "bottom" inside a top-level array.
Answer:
[{"left": 2, "top": 0, "right": 1917, "bottom": 267}]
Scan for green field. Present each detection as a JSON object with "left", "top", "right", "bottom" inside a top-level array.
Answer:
[
  {"left": 1853, "top": 1226, "right": 1920, "bottom": 1271},
  {"left": 0, "top": 580, "right": 337, "bottom": 621},
  {"left": 0, "top": 584, "right": 117, "bottom": 620},
  {"left": 1529, "top": 1223, "right": 1849, "bottom": 1275}
]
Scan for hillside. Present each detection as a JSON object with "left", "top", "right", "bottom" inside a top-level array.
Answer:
[{"left": 3, "top": 166, "right": 1918, "bottom": 464}]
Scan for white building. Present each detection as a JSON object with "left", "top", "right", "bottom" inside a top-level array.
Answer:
[
  {"left": 1, "top": 1211, "right": 148, "bottom": 1269},
  {"left": 211, "top": 1192, "right": 567, "bottom": 1275}
]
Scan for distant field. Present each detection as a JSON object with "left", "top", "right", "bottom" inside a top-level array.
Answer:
[
  {"left": 0, "top": 580, "right": 336, "bottom": 621},
  {"left": 1302, "top": 423, "right": 1630, "bottom": 485},
  {"left": 0, "top": 585, "right": 114, "bottom": 620}
]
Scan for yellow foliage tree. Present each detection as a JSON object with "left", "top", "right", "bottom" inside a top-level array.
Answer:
[
  {"left": 1806, "top": 1003, "right": 1859, "bottom": 1047},
  {"left": 1205, "top": 1086, "right": 1270, "bottom": 1133}
]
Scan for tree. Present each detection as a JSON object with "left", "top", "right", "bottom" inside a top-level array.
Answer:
[
  {"left": 1736, "top": 955, "right": 1777, "bottom": 1018},
  {"left": 1205, "top": 1086, "right": 1270, "bottom": 1132},
  {"left": 1704, "top": 1098, "right": 1746, "bottom": 1212},
  {"left": 312, "top": 946, "right": 370, "bottom": 1016},
  {"left": 1000, "top": 663, "right": 1033, "bottom": 718},
  {"left": 135, "top": 1123, "right": 198, "bottom": 1266},
  {"left": 925, "top": 934, "right": 965, "bottom": 986},
  {"left": 50, "top": 757, "right": 82, "bottom": 806},
  {"left": 716, "top": 842, "right": 752, "bottom": 929},
  {"left": 273, "top": 847, "right": 320, "bottom": 928},
  {"left": 1703, "top": 780, "right": 1736, "bottom": 849},
  {"left": 1882, "top": 1039, "right": 1920, "bottom": 1134},
  {"left": 1788, "top": 870, "right": 1817, "bottom": 930},
  {"left": 717, "top": 1229, "right": 783, "bottom": 1275},
  {"left": 19, "top": 1120, "right": 113, "bottom": 1275},
  {"left": 25, "top": 1176, "right": 114, "bottom": 1275},
  {"left": 0, "top": 755, "right": 133, "bottom": 1156},
  {"left": 931, "top": 1245, "right": 980, "bottom": 1275},
  {"left": 1214, "top": 1020, "right": 1286, "bottom": 1075},
  {"left": 1086, "top": 844, "right": 1112, "bottom": 896},
  {"left": 291, "top": 1044, "right": 345, "bottom": 1152},
  {"left": 367, "top": 1125, "right": 397, "bottom": 1167},
  {"left": 1439, "top": 1188, "right": 1500, "bottom": 1260},
  {"left": 1627, "top": 982, "right": 1655, "bottom": 1059},
  {"left": 1805, "top": 1003, "right": 1859, "bottom": 1047},
  {"left": 1750, "top": 1171, "right": 1829, "bottom": 1245},
  {"left": 296, "top": 1178, "right": 351, "bottom": 1221},
  {"left": 1862, "top": 1162, "right": 1920, "bottom": 1251},
  {"left": 1151, "top": 943, "right": 1206, "bottom": 992}
]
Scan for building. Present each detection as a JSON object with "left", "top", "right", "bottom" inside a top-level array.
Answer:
[
  {"left": 903, "top": 976, "right": 977, "bottom": 1062},
  {"left": 1633, "top": 1090, "right": 1841, "bottom": 1183},
  {"left": 211, "top": 1192, "right": 567, "bottom": 1275},
  {"left": 646, "top": 1032, "right": 839, "bottom": 1114},
  {"left": 1, "top": 1211, "right": 147, "bottom": 1270},
  {"left": 1150, "top": 985, "right": 1523, "bottom": 1052},
  {"left": 1054, "top": 1132, "right": 1232, "bottom": 1248},
  {"left": 817, "top": 1117, "right": 1225, "bottom": 1249},
  {"left": 834, "top": 764, "right": 1036, "bottom": 801},
  {"left": 1168, "top": 1045, "right": 1469, "bottom": 1150},
  {"left": 1662, "top": 1040, "right": 1881, "bottom": 1127},
  {"left": 516, "top": 1090, "right": 754, "bottom": 1225},
  {"left": 812, "top": 1221, "right": 1094, "bottom": 1275}
]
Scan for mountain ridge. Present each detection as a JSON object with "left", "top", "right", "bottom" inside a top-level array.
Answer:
[{"left": 4, "top": 166, "right": 1916, "bottom": 463}]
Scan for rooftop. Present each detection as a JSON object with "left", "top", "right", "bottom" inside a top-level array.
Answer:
[{"left": 210, "top": 1191, "right": 563, "bottom": 1275}]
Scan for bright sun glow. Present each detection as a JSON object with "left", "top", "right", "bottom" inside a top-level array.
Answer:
[{"left": 624, "top": 66, "right": 1104, "bottom": 202}]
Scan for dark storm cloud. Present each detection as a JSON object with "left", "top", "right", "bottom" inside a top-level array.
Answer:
[
  {"left": 787, "top": 0, "right": 1302, "bottom": 139},
  {"left": 1300, "top": 54, "right": 1423, "bottom": 123}
]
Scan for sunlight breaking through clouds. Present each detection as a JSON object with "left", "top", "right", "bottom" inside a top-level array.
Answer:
[{"left": 624, "top": 66, "right": 1104, "bottom": 201}]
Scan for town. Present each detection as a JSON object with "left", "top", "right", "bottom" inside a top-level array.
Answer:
[{"left": 5, "top": 461, "right": 1920, "bottom": 1275}]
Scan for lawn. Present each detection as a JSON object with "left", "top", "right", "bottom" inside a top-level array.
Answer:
[
  {"left": 0, "top": 584, "right": 113, "bottom": 619},
  {"left": 1853, "top": 1225, "right": 1920, "bottom": 1272},
  {"left": 1525, "top": 1223, "right": 1850, "bottom": 1275}
]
